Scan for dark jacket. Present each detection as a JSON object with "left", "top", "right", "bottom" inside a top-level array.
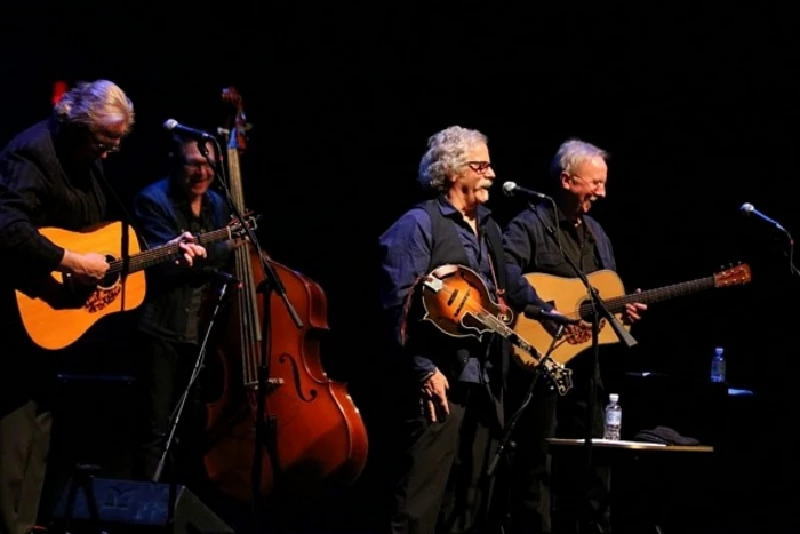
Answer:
[
  {"left": 0, "top": 118, "right": 110, "bottom": 398},
  {"left": 132, "top": 177, "right": 232, "bottom": 343}
]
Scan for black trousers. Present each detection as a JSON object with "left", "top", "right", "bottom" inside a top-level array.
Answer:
[
  {"left": 132, "top": 332, "right": 207, "bottom": 485},
  {"left": 0, "top": 398, "right": 52, "bottom": 534},
  {"left": 505, "top": 358, "right": 610, "bottom": 534},
  {"left": 389, "top": 381, "right": 501, "bottom": 534}
]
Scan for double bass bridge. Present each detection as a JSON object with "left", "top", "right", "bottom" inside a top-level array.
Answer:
[{"left": 246, "top": 378, "right": 285, "bottom": 393}]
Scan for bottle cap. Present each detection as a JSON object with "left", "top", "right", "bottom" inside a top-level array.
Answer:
[
  {"left": 714, "top": 347, "right": 724, "bottom": 356},
  {"left": 609, "top": 393, "right": 619, "bottom": 402}
]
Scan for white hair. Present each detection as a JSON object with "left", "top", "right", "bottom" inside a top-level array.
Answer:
[
  {"left": 53, "top": 79, "right": 135, "bottom": 133},
  {"left": 550, "top": 138, "right": 608, "bottom": 181},
  {"left": 417, "top": 126, "right": 488, "bottom": 193}
]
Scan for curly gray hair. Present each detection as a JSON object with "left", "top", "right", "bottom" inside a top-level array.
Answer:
[
  {"left": 53, "top": 80, "right": 135, "bottom": 133},
  {"left": 417, "top": 126, "right": 488, "bottom": 193},
  {"left": 549, "top": 138, "right": 608, "bottom": 182}
]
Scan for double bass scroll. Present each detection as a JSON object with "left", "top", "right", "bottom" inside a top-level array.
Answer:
[{"left": 203, "top": 87, "right": 369, "bottom": 502}]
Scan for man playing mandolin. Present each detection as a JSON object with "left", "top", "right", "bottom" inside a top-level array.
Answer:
[
  {"left": 378, "top": 126, "right": 554, "bottom": 534},
  {"left": 0, "top": 80, "right": 206, "bottom": 534},
  {"left": 502, "top": 139, "right": 647, "bottom": 534}
]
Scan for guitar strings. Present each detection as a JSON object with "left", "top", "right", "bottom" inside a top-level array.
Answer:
[{"left": 105, "top": 226, "right": 244, "bottom": 273}]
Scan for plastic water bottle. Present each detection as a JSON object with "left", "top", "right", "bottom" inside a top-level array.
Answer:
[
  {"left": 710, "top": 346, "right": 727, "bottom": 383},
  {"left": 604, "top": 393, "right": 622, "bottom": 440}
]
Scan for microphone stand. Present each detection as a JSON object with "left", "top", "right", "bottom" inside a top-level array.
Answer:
[
  {"left": 530, "top": 200, "right": 637, "bottom": 532},
  {"left": 200, "top": 140, "right": 304, "bottom": 533},
  {"left": 487, "top": 325, "right": 566, "bottom": 479},
  {"left": 152, "top": 277, "right": 236, "bottom": 531},
  {"left": 779, "top": 228, "right": 800, "bottom": 278}
]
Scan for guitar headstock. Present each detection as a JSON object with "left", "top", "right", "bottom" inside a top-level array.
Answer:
[
  {"left": 222, "top": 87, "right": 249, "bottom": 152},
  {"left": 713, "top": 263, "right": 753, "bottom": 287}
]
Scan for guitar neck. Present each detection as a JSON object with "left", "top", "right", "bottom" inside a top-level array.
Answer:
[
  {"left": 107, "top": 227, "right": 232, "bottom": 274},
  {"left": 599, "top": 276, "right": 716, "bottom": 314}
]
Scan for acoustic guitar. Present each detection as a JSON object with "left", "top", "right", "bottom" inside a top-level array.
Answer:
[
  {"left": 420, "top": 264, "right": 574, "bottom": 395},
  {"left": 511, "top": 264, "right": 752, "bottom": 371},
  {"left": 15, "top": 215, "right": 258, "bottom": 351}
]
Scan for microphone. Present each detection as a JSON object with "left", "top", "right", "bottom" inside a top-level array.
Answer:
[
  {"left": 525, "top": 305, "right": 582, "bottom": 325},
  {"left": 210, "top": 270, "right": 240, "bottom": 287},
  {"left": 163, "top": 119, "right": 215, "bottom": 140},
  {"left": 502, "top": 181, "right": 548, "bottom": 199},
  {"left": 740, "top": 202, "right": 785, "bottom": 231}
]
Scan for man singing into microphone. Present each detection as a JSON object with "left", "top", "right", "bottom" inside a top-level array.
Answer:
[
  {"left": 130, "top": 132, "right": 235, "bottom": 484},
  {"left": 501, "top": 139, "right": 647, "bottom": 534},
  {"left": 378, "top": 126, "right": 561, "bottom": 534}
]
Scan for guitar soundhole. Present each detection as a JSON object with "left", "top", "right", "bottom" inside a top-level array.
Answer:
[{"left": 73, "top": 257, "right": 122, "bottom": 313}]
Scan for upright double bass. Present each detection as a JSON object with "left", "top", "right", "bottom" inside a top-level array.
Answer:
[{"left": 203, "top": 88, "right": 368, "bottom": 502}]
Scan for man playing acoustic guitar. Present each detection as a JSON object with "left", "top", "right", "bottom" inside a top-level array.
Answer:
[
  {"left": 0, "top": 80, "right": 206, "bottom": 534},
  {"left": 501, "top": 139, "right": 647, "bottom": 534}
]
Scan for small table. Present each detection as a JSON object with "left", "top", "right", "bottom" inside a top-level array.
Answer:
[
  {"left": 547, "top": 437, "right": 713, "bottom": 454},
  {"left": 546, "top": 438, "right": 715, "bottom": 533}
]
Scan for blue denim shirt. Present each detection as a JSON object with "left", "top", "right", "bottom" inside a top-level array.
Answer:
[{"left": 379, "top": 197, "right": 549, "bottom": 382}]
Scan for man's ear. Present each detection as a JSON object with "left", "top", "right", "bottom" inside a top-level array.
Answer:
[{"left": 560, "top": 172, "right": 571, "bottom": 190}]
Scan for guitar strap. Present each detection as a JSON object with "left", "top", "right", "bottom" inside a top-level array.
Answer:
[
  {"left": 484, "top": 221, "right": 508, "bottom": 317},
  {"left": 96, "top": 171, "right": 149, "bottom": 250}
]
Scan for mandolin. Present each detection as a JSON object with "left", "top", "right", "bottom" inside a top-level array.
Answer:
[{"left": 420, "top": 263, "right": 573, "bottom": 395}]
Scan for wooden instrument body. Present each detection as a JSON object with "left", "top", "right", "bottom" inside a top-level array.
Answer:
[
  {"left": 204, "top": 249, "right": 369, "bottom": 500},
  {"left": 512, "top": 264, "right": 752, "bottom": 371},
  {"left": 421, "top": 263, "right": 513, "bottom": 339},
  {"left": 202, "top": 87, "right": 368, "bottom": 502},
  {"left": 14, "top": 222, "right": 145, "bottom": 350},
  {"left": 512, "top": 270, "right": 624, "bottom": 370}
]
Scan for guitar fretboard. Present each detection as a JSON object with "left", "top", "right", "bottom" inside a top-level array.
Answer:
[
  {"left": 107, "top": 227, "right": 232, "bottom": 274},
  {"left": 579, "top": 276, "right": 716, "bottom": 317}
]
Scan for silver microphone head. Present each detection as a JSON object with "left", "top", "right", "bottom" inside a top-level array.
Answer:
[
  {"left": 163, "top": 119, "right": 178, "bottom": 130},
  {"left": 741, "top": 202, "right": 754, "bottom": 214},
  {"left": 502, "top": 181, "right": 517, "bottom": 197}
]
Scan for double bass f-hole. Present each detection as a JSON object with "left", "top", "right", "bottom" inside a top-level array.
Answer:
[{"left": 277, "top": 352, "right": 318, "bottom": 402}]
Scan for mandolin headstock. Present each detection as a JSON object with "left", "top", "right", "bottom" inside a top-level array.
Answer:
[
  {"left": 541, "top": 358, "right": 574, "bottom": 396},
  {"left": 713, "top": 263, "right": 753, "bottom": 288}
]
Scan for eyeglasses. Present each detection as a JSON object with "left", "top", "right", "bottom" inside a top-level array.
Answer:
[
  {"left": 571, "top": 175, "right": 606, "bottom": 190},
  {"left": 466, "top": 160, "right": 493, "bottom": 173},
  {"left": 92, "top": 141, "right": 120, "bottom": 153},
  {"left": 183, "top": 159, "right": 216, "bottom": 171}
]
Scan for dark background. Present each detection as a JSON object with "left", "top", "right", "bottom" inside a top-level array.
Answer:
[{"left": 1, "top": 3, "right": 796, "bottom": 532}]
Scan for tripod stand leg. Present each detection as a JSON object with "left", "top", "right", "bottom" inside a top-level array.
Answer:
[{"left": 60, "top": 464, "right": 102, "bottom": 534}]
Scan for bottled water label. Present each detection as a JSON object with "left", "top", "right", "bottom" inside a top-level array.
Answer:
[
  {"left": 711, "top": 359, "right": 726, "bottom": 382},
  {"left": 605, "top": 406, "right": 622, "bottom": 440},
  {"left": 607, "top": 411, "right": 622, "bottom": 426}
]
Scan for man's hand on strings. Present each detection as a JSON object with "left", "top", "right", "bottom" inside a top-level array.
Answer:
[
  {"left": 623, "top": 288, "right": 647, "bottom": 325},
  {"left": 168, "top": 231, "right": 207, "bottom": 266}
]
